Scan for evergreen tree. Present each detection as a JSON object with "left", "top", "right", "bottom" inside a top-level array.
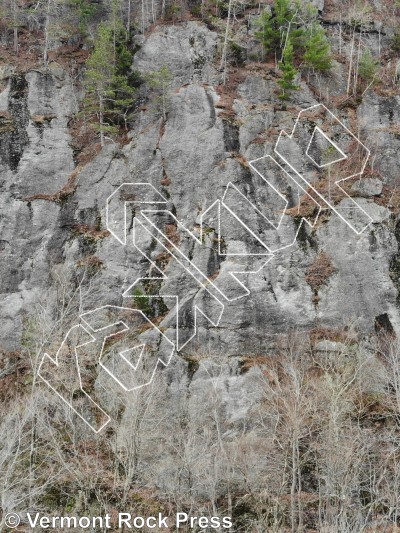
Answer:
[
  {"left": 358, "top": 48, "right": 378, "bottom": 83},
  {"left": 278, "top": 39, "right": 298, "bottom": 99},
  {"left": 145, "top": 65, "right": 172, "bottom": 121},
  {"left": 83, "top": 22, "right": 133, "bottom": 145},
  {"left": 289, "top": 0, "right": 318, "bottom": 51},
  {"left": 256, "top": 0, "right": 323, "bottom": 61},
  {"left": 255, "top": 0, "right": 293, "bottom": 56},
  {"left": 304, "top": 24, "right": 332, "bottom": 72},
  {"left": 113, "top": 27, "right": 141, "bottom": 87},
  {"left": 68, "top": 0, "right": 99, "bottom": 36}
]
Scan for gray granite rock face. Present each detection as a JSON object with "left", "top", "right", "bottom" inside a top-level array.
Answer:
[
  {"left": 0, "top": 21, "right": 400, "bottom": 450},
  {"left": 351, "top": 177, "right": 383, "bottom": 197},
  {"left": 1, "top": 23, "right": 399, "bottom": 339},
  {"left": 0, "top": 64, "right": 78, "bottom": 350},
  {"left": 133, "top": 21, "right": 219, "bottom": 86},
  {"left": 358, "top": 94, "right": 400, "bottom": 188}
]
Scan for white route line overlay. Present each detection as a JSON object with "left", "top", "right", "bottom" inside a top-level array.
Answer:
[
  {"left": 247, "top": 155, "right": 323, "bottom": 253},
  {"left": 38, "top": 306, "right": 175, "bottom": 433},
  {"left": 306, "top": 126, "right": 348, "bottom": 168},
  {"left": 273, "top": 103, "right": 373, "bottom": 235},
  {"left": 39, "top": 104, "right": 374, "bottom": 433},
  {"left": 38, "top": 323, "right": 111, "bottom": 434}
]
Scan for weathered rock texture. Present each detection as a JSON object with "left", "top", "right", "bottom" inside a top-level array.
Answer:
[
  {"left": 1, "top": 9, "right": 400, "bottom": 528},
  {"left": 1, "top": 21, "right": 398, "bottom": 354}
]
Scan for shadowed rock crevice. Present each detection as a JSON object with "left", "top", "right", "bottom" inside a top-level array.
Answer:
[
  {"left": 375, "top": 312, "right": 395, "bottom": 336},
  {"left": 222, "top": 118, "right": 240, "bottom": 152},
  {"left": 389, "top": 218, "right": 400, "bottom": 306},
  {"left": 0, "top": 74, "right": 29, "bottom": 171}
]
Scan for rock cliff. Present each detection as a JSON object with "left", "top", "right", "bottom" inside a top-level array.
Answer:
[{"left": 1, "top": 2, "right": 400, "bottom": 530}]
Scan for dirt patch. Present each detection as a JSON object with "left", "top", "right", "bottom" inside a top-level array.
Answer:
[{"left": 215, "top": 67, "right": 247, "bottom": 117}]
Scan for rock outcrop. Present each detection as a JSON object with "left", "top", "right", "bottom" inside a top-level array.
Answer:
[{"left": 0, "top": 14, "right": 400, "bottom": 524}]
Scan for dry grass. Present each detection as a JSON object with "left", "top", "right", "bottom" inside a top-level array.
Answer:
[
  {"left": 375, "top": 124, "right": 400, "bottom": 137},
  {"left": 309, "top": 326, "right": 358, "bottom": 346},
  {"left": 0, "top": 110, "right": 13, "bottom": 133},
  {"left": 47, "top": 45, "right": 89, "bottom": 75},
  {"left": 233, "top": 153, "right": 249, "bottom": 168},
  {"left": 160, "top": 175, "right": 171, "bottom": 186},
  {"left": 31, "top": 114, "right": 57, "bottom": 125},
  {"left": 23, "top": 163, "right": 86, "bottom": 204},
  {"left": 305, "top": 252, "right": 337, "bottom": 293},
  {"left": 72, "top": 224, "right": 110, "bottom": 241},
  {"left": 0, "top": 350, "right": 30, "bottom": 406},
  {"left": 284, "top": 164, "right": 381, "bottom": 222},
  {"left": 375, "top": 186, "right": 400, "bottom": 214},
  {"left": 0, "top": 29, "right": 42, "bottom": 72},
  {"left": 215, "top": 67, "right": 247, "bottom": 117},
  {"left": 75, "top": 255, "right": 103, "bottom": 269},
  {"left": 164, "top": 223, "right": 180, "bottom": 246},
  {"left": 239, "top": 354, "right": 276, "bottom": 373},
  {"left": 285, "top": 195, "right": 320, "bottom": 221},
  {"left": 23, "top": 124, "right": 102, "bottom": 205}
]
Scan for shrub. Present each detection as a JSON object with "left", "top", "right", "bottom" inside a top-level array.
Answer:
[{"left": 392, "top": 31, "right": 400, "bottom": 53}]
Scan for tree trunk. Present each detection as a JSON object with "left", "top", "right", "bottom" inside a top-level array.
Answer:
[
  {"left": 220, "top": 0, "right": 232, "bottom": 85},
  {"left": 43, "top": 0, "right": 52, "bottom": 65},
  {"left": 291, "top": 436, "right": 298, "bottom": 533},
  {"left": 99, "top": 95, "right": 105, "bottom": 147},
  {"left": 346, "top": 28, "right": 355, "bottom": 96},
  {"left": 127, "top": 0, "right": 132, "bottom": 37},
  {"left": 12, "top": 0, "right": 18, "bottom": 54}
]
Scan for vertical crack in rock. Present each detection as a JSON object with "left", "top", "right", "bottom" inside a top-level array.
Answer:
[
  {"left": 0, "top": 73, "right": 29, "bottom": 170},
  {"left": 205, "top": 88, "right": 216, "bottom": 129},
  {"left": 222, "top": 117, "right": 240, "bottom": 152},
  {"left": 389, "top": 218, "right": 400, "bottom": 306},
  {"left": 47, "top": 201, "right": 76, "bottom": 265}
]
